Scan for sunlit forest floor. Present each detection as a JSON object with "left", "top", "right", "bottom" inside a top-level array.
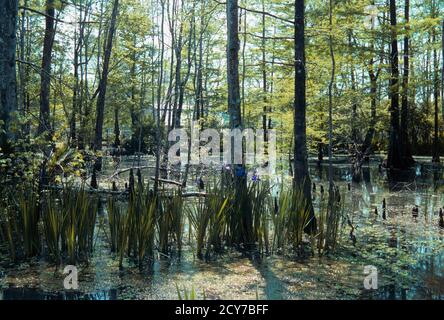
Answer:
[{"left": 1, "top": 156, "right": 443, "bottom": 300}]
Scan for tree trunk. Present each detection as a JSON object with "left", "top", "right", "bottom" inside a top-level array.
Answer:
[
  {"left": 432, "top": 13, "right": 440, "bottom": 163},
  {"left": 387, "top": 0, "right": 403, "bottom": 169},
  {"left": 227, "top": 0, "right": 242, "bottom": 136},
  {"left": 71, "top": 21, "right": 80, "bottom": 145},
  {"left": 227, "top": 0, "right": 253, "bottom": 246},
  {"left": 94, "top": 0, "right": 119, "bottom": 170},
  {"left": 38, "top": 0, "right": 55, "bottom": 137},
  {"left": 113, "top": 106, "right": 120, "bottom": 148},
  {"left": 153, "top": 0, "right": 165, "bottom": 194},
  {"left": 400, "top": 0, "right": 414, "bottom": 165},
  {"left": 328, "top": 0, "right": 335, "bottom": 186},
  {"left": 441, "top": 19, "right": 444, "bottom": 126},
  {"left": 0, "top": 0, "right": 18, "bottom": 152},
  {"left": 262, "top": 0, "right": 268, "bottom": 146},
  {"left": 294, "top": 0, "right": 315, "bottom": 232},
  {"left": 176, "top": 5, "right": 194, "bottom": 128}
]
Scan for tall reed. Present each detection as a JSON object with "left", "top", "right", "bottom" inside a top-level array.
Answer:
[
  {"left": 271, "top": 186, "right": 312, "bottom": 255},
  {"left": 108, "top": 187, "right": 156, "bottom": 270},
  {"left": 18, "top": 189, "right": 41, "bottom": 257}
]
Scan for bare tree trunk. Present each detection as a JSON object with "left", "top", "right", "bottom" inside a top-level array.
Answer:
[
  {"left": 261, "top": 0, "right": 268, "bottom": 146},
  {"left": 113, "top": 106, "right": 120, "bottom": 147},
  {"left": 432, "top": 4, "right": 440, "bottom": 163},
  {"left": 176, "top": 3, "right": 195, "bottom": 128},
  {"left": 400, "top": 0, "right": 414, "bottom": 165},
  {"left": 227, "top": 0, "right": 253, "bottom": 246},
  {"left": 328, "top": 0, "right": 335, "bottom": 187},
  {"left": 38, "top": 0, "right": 56, "bottom": 136},
  {"left": 0, "top": 0, "right": 18, "bottom": 153},
  {"left": 387, "top": 0, "right": 403, "bottom": 169},
  {"left": 442, "top": 19, "right": 444, "bottom": 126},
  {"left": 227, "top": 0, "right": 242, "bottom": 135},
  {"left": 71, "top": 27, "right": 79, "bottom": 144},
  {"left": 94, "top": 0, "right": 119, "bottom": 170},
  {"left": 294, "top": 0, "right": 315, "bottom": 232},
  {"left": 154, "top": 0, "right": 166, "bottom": 194},
  {"left": 18, "top": 1, "right": 26, "bottom": 118}
]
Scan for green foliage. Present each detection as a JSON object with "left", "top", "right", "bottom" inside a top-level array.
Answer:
[{"left": 272, "top": 186, "right": 312, "bottom": 255}]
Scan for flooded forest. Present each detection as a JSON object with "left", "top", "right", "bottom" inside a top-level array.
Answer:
[{"left": 0, "top": 0, "right": 444, "bottom": 300}]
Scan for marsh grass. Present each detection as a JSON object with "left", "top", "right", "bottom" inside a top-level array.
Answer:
[
  {"left": 18, "top": 190, "right": 41, "bottom": 258},
  {"left": 0, "top": 201, "right": 17, "bottom": 262},
  {"left": 315, "top": 185, "right": 344, "bottom": 254},
  {"left": 59, "top": 187, "right": 98, "bottom": 264},
  {"left": 1, "top": 177, "right": 346, "bottom": 268},
  {"left": 0, "top": 185, "right": 98, "bottom": 265},
  {"left": 271, "top": 186, "right": 312, "bottom": 255},
  {"left": 186, "top": 182, "right": 230, "bottom": 260},
  {"left": 108, "top": 185, "right": 157, "bottom": 270},
  {"left": 160, "top": 192, "right": 184, "bottom": 254}
]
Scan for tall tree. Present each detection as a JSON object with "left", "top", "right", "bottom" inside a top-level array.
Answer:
[
  {"left": 442, "top": 18, "right": 444, "bottom": 126},
  {"left": 227, "top": 0, "right": 253, "bottom": 246},
  {"left": 400, "top": 0, "right": 414, "bottom": 165},
  {"left": 293, "top": 0, "right": 315, "bottom": 231},
  {"left": 38, "top": 0, "right": 56, "bottom": 136},
  {"left": 0, "top": 0, "right": 18, "bottom": 153},
  {"left": 328, "top": 0, "right": 335, "bottom": 186},
  {"left": 261, "top": 0, "right": 268, "bottom": 146},
  {"left": 432, "top": 1, "right": 440, "bottom": 163},
  {"left": 227, "top": 0, "right": 242, "bottom": 144},
  {"left": 387, "top": 0, "right": 404, "bottom": 169},
  {"left": 94, "top": 0, "right": 119, "bottom": 169},
  {"left": 153, "top": 0, "right": 166, "bottom": 194}
]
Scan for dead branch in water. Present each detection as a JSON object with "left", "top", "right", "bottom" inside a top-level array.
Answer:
[
  {"left": 150, "top": 177, "right": 183, "bottom": 187},
  {"left": 108, "top": 166, "right": 156, "bottom": 180},
  {"left": 42, "top": 184, "right": 206, "bottom": 198}
]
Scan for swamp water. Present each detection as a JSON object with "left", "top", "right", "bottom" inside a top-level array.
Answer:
[{"left": 1, "top": 157, "right": 443, "bottom": 300}]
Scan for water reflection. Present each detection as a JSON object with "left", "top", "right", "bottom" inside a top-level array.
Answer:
[{"left": 1, "top": 156, "right": 443, "bottom": 300}]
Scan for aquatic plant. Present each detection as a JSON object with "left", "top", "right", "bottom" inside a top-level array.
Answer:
[
  {"left": 59, "top": 187, "right": 97, "bottom": 264},
  {"left": 187, "top": 182, "right": 230, "bottom": 260},
  {"left": 18, "top": 189, "right": 41, "bottom": 258},
  {"left": 108, "top": 186, "right": 157, "bottom": 270},
  {"left": 249, "top": 182, "right": 272, "bottom": 255},
  {"left": 0, "top": 200, "right": 17, "bottom": 262},
  {"left": 158, "top": 191, "right": 184, "bottom": 255},
  {"left": 137, "top": 194, "right": 156, "bottom": 269},
  {"left": 175, "top": 283, "right": 206, "bottom": 300},
  {"left": 315, "top": 185, "right": 344, "bottom": 254},
  {"left": 271, "top": 186, "right": 312, "bottom": 255},
  {"left": 42, "top": 193, "right": 63, "bottom": 263}
]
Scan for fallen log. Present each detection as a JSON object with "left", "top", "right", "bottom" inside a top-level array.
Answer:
[
  {"left": 108, "top": 166, "right": 156, "bottom": 180},
  {"left": 42, "top": 185, "right": 206, "bottom": 198},
  {"left": 150, "top": 177, "right": 183, "bottom": 187}
]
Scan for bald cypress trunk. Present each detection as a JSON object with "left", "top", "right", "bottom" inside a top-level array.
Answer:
[
  {"left": 432, "top": 17, "right": 440, "bottom": 163},
  {"left": 94, "top": 0, "right": 119, "bottom": 170},
  {"left": 400, "top": 0, "right": 414, "bottom": 166},
  {"left": 37, "top": 0, "right": 55, "bottom": 136},
  {"left": 387, "top": 0, "right": 403, "bottom": 169},
  {"left": 294, "top": 0, "right": 315, "bottom": 232},
  {"left": 0, "top": 0, "right": 18, "bottom": 153},
  {"left": 227, "top": 0, "right": 253, "bottom": 247}
]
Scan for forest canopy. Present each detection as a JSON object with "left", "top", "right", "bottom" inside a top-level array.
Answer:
[{"left": 0, "top": 0, "right": 443, "bottom": 183}]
